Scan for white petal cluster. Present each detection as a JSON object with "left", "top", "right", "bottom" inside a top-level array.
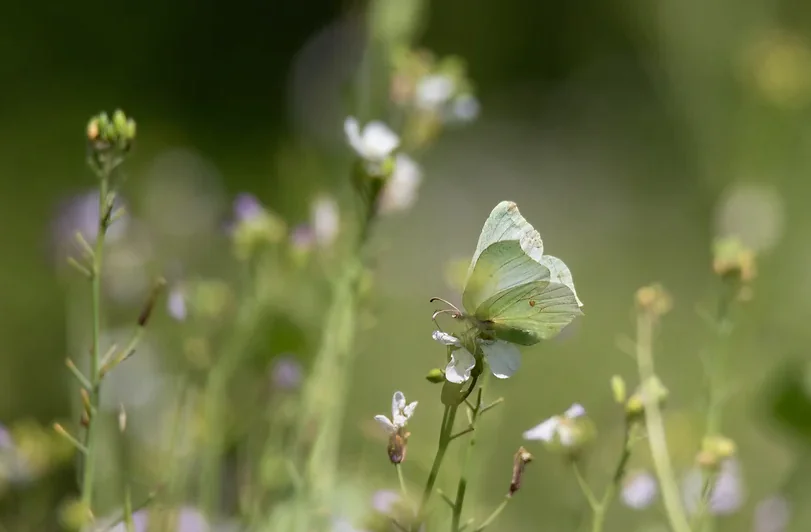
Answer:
[
  {"left": 522, "top": 404, "right": 586, "bottom": 446},
  {"left": 431, "top": 331, "right": 520, "bottom": 383},
  {"left": 374, "top": 391, "right": 418, "bottom": 434}
]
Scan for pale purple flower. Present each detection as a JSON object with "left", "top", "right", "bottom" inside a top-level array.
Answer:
[
  {"left": 107, "top": 506, "right": 208, "bottom": 532},
  {"left": 271, "top": 356, "right": 303, "bottom": 391},
  {"left": 50, "top": 190, "right": 127, "bottom": 260},
  {"left": 682, "top": 459, "right": 745, "bottom": 516},
  {"left": 167, "top": 287, "right": 187, "bottom": 321},
  {"left": 0, "top": 424, "right": 13, "bottom": 450},
  {"left": 415, "top": 75, "right": 455, "bottom": 110},
  {"left": 448, "top": 94, "right": 480, "bottom": 123},
  {"left": 621, "top": 471, "right": 658, "bottom": 510},
  {"left": 371, "top": 489, "right": 400, "bottom": 514},
  {"left": 233, "top": 193, "right": 264, "bottom": 223},
  {"left": 290, "top": 224, "right": 315, "bottom": 252},
  {"left": 754, "top": 495, "right": 790, "bottom": 532}
]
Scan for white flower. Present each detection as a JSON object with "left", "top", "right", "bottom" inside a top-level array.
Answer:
[
  {"left": 312, "top": 196, "right": 340, "bottom": 247},
  {"left": 431, "top": 330, "right": 461, "bottom": 346},
  {"left": 415, "top": 75, "right": 455, "bottom": 110},
  {"left": 753, "top": 495, "right": 790, "bottom": 532},
  {"left": 430, "top": 332, "right": 521, "bottom": 383},
  {"left": 682, "top": 458, "right": 745, "bottom": 516},
  {"left": 344, "top": 117, "right": 400, "bottom": 162},
  {"left": 374, "top": 391, "right": 417, "bottom": 434},
  {"left": 523, "top": 403, "right": 587, "bottom": 445},
  {"left": 378, "top": 154, "right": 423, "bottom": 214},
  {"left": 621, "top": 471, "right": 659, "bottom": 510}
]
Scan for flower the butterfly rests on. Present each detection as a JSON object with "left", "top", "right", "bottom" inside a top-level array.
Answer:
[{"left": 431, "top": 201, "right": 583, "bottom": 382}]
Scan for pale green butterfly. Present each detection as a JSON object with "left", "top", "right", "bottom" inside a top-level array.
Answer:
[{"left": 432, "top": 201, "right": 583, "bottom": 381}]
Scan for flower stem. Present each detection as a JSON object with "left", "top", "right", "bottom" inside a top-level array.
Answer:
[
  {"left": 473, "top": 496, "right": 509, "bottom": 532},
  {"left": 413, "top": 404, "right": 458, "bottom": 531},
  {"left": 693, "top": 288, "right": 736, "bottom": 531},
  {"left": 636, "top": 312, "right": 691, "bottom": 532},
  {"left": 451, "top": 387, "right": 484, "bottom": 531},
  {"left": 80, "top": 171, "right": 110, "bottom": 511},
  {"left": 396, "top": 463, "right": 409, "bottom": 498}
]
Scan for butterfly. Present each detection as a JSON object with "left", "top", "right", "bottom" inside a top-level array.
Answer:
[{"left": 432, "top": 201, "right": 583, "bottom": 383}]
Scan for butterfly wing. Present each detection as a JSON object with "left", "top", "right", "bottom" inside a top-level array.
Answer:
[{"left": 465, "top": 201, "right": 544, "bottom": 285}]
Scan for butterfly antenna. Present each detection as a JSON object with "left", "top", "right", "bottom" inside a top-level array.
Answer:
[
  {"left": 429, "top": 297, "right": 462, "bottom": 315},
  {"left": 432, "top": 308, "right": 461, "bottom": 331}
]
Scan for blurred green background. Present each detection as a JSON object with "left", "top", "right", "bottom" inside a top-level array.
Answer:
[{"left": 2, "top": 0, "right": 811, "bottom": 530}]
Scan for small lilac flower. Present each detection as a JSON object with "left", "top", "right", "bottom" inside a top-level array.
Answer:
[
  {"left": 233, "top": 193, "right": 265, "bottom": 223},
  {"left": 682, "top": 459, "right": 745, "bottom": 516},
  {"left": 167, "top": 287, "right": 187, "bottom": 321},
  {"left": 523, "top": 404, "right": 587, "bottom": 446},
  {"left": 270, "top": 355, "right": 303, "bottom": 391},
  {"left": 344, "top": 117, "right": 400, "bottom": 163},
  {"left": 331, "top": 517, "right": 367, "bottom": 532},
  {"left": 378, "top": 154, "right": 423, "bottom": 215},
  {"left": 754, "top": 495, "right": 790, "bottom": 532},
  {"left": 312, "top": 196, "right": 340, "bottom": 248},
  {"left": 290, "top": 224, "right": 315, "bottom": 252},
  {"left": 374, "top": 391, "right": 417, "bottom": 434},
  {"left": 51, "top": 190, "right": 127, "bottom": 260},
  {"left": 371, "top": 489, "right": 401, "bottom": 514},
  {"left": 621, "top": 471, "right": 658, "bottom": 510},
  {"left": 0, "top": 425, "right": 13, "bottom": 450},
  {"left": 449, "top": 94, "right": 480, "bottom": 123},
  {"left": 107, "top": 506, "right": 208, "bottom": 532}
]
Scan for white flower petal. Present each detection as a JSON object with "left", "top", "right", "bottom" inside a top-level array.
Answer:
[
  {"left": 682, "top": 459, "right": 745, "bottom": 516},
  {"left": 481, "top": 340, "right": 520, "bottom": 379},
  {"left": 564, "top": 403, "right": 586, "bottom": 419},
  {"left": 392, "top": 391, "right": 406, "bottom": 419},
  {"left": 361, "top": 121, "right": 400, "bottom": 160},
  {"left": 445, "top": 348, "right": 476, "bottom": 383},
  {"left": 450, "top": 94, "right": 480, "bottom": 122},
  {"left": 522, "top": 417, "right": 560, "bottom": 442},
  {"left": 344, "top": 117, "right": 365, "bottom": 157},
  {"left": 374, "top": 415, "right": 397, "bottom": 434},
  {"left": 754, "top": 495, "right": 790, "bottom": 532},
  {"left": 432, "top": 330, "right": 461, "bottom": 346},
  {"left": 621, "top": 471, "right": 658, "bottom": 510},
  {"left": 378, "top": 154, "right": 422, "bottom": 214},
  {"left": 403, "top": 401, "right": 418, "bottom": 420},
  {"left": 416, "top": 75, "right": 455, "bottom": 109}
]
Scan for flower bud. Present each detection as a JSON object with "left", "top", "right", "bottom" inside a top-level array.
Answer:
[
  {"left": 700, "top": 435, "right": 737, "bottom": 469},
  {"left": 635, "top": 283, "right": 672, "bottom": 317},
  {"left": 713, "top": 237, "right": 756, "bottom": 283},
  {"left": 611, "top": 375, "right": 627, "bottom": 404},
  {"left": 626, "top": 376, "right": 669, "bottom": 420},
  {"left": 509, "top": 446, "right": 534, "bottom": 497},
  {"left": 58, "top": 498, "right": 92, "bottom": 530},
  {"left": 425, "top": 368, "right": 445, "bottom": 383}
]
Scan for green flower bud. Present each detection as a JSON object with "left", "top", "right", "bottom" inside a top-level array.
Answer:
[
  {"left": 626, "top": 376, "right": 669, "bottom": 420},
  {"left": 611, "top": 375, "right": 627, "bottom": 404},
  {"left": 426, "top": 368, "right": 445, "bottom": 383},
  {"left": 58, "top": 498, "right": 92, "bottom": 530}
]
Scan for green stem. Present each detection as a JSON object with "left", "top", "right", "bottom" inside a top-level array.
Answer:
[
  {"left": 473, "top": 496, "right": 509, "bottom": 532},
  {"left": 694, "top": 290, "right": 735, "bottom": 532},
  {"left": 636, "top": 312, "right": 691, "bottom": 532},
  {"left": 572, "top": 462, "right": 599, "bottom": 511},
  {"left": 80, "top": 173, "right": 110, "bottom": 510},
  {"left": 451, "top": 387, "right": 484, "bottom": 531},
  {"left": 396, "top": 463, "right": 408, "bottom": 498},
  {"left": 413, "top": 404, "right": 458, "bottom": 531}
]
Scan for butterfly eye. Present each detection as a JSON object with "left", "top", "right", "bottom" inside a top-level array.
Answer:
[{"left": 529, "top": 300, "right": 536, "bottom": 307}]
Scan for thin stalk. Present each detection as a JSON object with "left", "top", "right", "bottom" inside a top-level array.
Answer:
[
  {"left": 636, "top": 312, "right": 691, "bottom": 532},
  {"left": 694, "top": 290, "right": 735, "bottom": 531},
  {"left": 451, "top": 388, "right": 484, "bottom": 531},
  {"left": 396, "top": 463, "right": 408, "bottom": 498},
  {"left": 80, "top": 173, "right": 110, "bottom": 510},
  {"left": 473, "top": 496, "right": 509, "bottom": 532},
  {"left": 413, "top": 404, "right": 458, "bottom": 531}
]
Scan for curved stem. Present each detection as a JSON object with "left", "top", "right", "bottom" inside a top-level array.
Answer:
[
  {"left": 473, "top": 496, "right": 509, "bottom": 532},
  {"left": 636, "top": 313, "right": 691, "bottom": 532}
]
